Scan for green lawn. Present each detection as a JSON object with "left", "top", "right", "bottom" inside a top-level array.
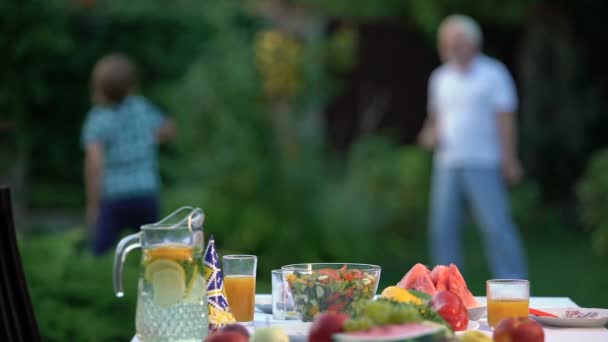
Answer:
[{"left": 369, "top": 226, "right": 608, "bottom": 308}]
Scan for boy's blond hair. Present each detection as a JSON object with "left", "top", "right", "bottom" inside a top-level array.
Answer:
[{"left": 91, "top": 53, "right": 138, "bottom": 105}]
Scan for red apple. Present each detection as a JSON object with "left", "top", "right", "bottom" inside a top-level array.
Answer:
[
  {"left": 493, "top": 317, "right": 544, "bottom": 342},
  {"left": 430, "top": 290, "right": 469, "bottom": 331},
  {"left": 309, "top": 312, "right": 349, "bottom": 342},
  {"left": 205, "top": 331, "right": 249, "bottom": 342},
  {"left": 221, "top": 324, "right": 250, "bottom": 338}
]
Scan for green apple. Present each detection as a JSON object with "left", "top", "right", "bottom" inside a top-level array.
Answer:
[{"left": 250, "top": 327, "right": 289, "bottom": 342}]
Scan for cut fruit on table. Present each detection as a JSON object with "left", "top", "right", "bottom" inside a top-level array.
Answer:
[
  {"left": 333, "top": 321, "right": 450, "bottom": 342},
  {"left": 429, "top": 290, "right": 469, "bottom": 331},
  {"left": 397, "top": 263, "right": 478, "bottom": 308},
  {"left": 145, "top": 259, "right": 186, "bottom": 306},
  {"left": 343, "top": 298, "right": 451, "bottom": 334},
  {"left": 380, "top": 286, "right": 423, "bottom": 305},
  {"left": 459, "top": 330, "right": 492, "bottom": 342}
]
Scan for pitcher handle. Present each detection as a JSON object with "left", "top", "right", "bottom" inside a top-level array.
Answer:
[
  {"left": 149, "top": 206, "right": 204, "bottom": 231},
  {"left": 113, "top": 232, "right": 141, "bottom": 298}
]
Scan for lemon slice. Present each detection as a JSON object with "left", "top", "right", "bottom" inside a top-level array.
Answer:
[
  {"left": 146, "top": 244, "right": 193, "bottom": 262},
  {"left": 380, "top": 286, "right": 423, "bottom": 304},
  {"left": 184, "top": 266, "right": 206, "bottom": 304},
  {"left": 185, "top": 265, "right": 200, "bottom": 295},
  {"left": 145, "top": 259, "right": 186, "bottom": 306}
]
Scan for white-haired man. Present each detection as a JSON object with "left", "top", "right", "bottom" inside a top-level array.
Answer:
[{"left": 418, "top": 14, "right": 527, "bottom": 278}]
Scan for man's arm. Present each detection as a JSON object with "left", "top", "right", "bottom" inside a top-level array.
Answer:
[
  {"left": 420, "top": 70, "right": 439, "bottom": 150},
  {"left": 497, "top": 112, "right": 523, "bottom": 185},
  {"left": 84, "top": 143, "right": 103, "bottom": 228},
  {"left": 417, "top": 113, "right": 437, "bottom": 150},
  {"left": 156, "top": 117, "right": 177, "bottom": 144}
]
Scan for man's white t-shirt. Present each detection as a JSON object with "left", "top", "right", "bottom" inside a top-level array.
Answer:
[{"left": 428, "top": 54, "right": 518, "bottom": 167}]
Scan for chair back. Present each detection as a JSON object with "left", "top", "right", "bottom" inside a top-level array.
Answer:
[{"left": 0, "top": 187, "right": 40, "bottom": 342}]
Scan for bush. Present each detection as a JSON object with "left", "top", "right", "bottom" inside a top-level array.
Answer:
[
  {"left": 333, "top": 137, "right": 432, "bottom": 236},
  {"left": 576, "top": 148, "right": 608, "bottom": 255},
  {"left": 510, "top": 181, "right": 564, "bottom": 237},
  {"left": 2, "top": 0, "right": 212, "bottom": 209},
  {"left": 162, "top": 133, "right": 433, "bottom": 280},
  {"left": 19, "top": 230, "right": 140, "bottom": 341},
  {"left": 316, "top": 138, "right": 433, "bottom": 276},
  {"left": 519, "top": 11, "right": 603, "bottom": 203}
]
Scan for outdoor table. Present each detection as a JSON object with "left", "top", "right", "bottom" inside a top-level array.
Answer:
[{"left": 132, "top": 296, "right": 608, "bottom": 341}]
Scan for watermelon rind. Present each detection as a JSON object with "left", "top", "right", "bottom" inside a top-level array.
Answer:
[
  {"left": 408, "top": 290, "right": 432, "bottom": 301},
  {"left": 332, "top": 321, "right": 451, "bottom": 341}
]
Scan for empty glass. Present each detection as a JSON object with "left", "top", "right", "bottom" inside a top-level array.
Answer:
[{"left": 271, "top": 269, "right": 298, "bottom": 320}]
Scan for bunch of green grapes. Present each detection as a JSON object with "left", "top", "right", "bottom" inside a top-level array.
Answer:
[
  {"left": 388, "top": 303, "right": 423, "bottom": 324},
  {"left": 344, "top": 317, "right": 375, "bottom": 332},
  {"left": 345, "top": 299, "right": 424, "bottom": 331}
]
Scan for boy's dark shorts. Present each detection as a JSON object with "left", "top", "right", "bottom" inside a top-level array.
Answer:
[{"left": 91, "top": 194, "right": 159, "bottom": 255}]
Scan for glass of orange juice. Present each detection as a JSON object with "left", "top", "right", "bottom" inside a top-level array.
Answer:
[
  {"left": 486, "top": 279, "right": 530, "bottom": 328},
  {"left": 223, "top": 255, "right": 257, "bottom": 324}
]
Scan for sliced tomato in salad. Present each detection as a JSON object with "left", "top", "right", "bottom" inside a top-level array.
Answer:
[
  {"left": 319, "top": 268, "right": 341, "bottom": 281},
  {"left": 338, "top": 264, "right": 358, "bottom": 281},
  {"left": 350, "top": 269, "right": 363, "bottom": 280}
]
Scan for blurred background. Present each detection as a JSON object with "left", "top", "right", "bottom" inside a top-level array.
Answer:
[{"left": 3, "top": 0, "right": 608, "bottom": 340}]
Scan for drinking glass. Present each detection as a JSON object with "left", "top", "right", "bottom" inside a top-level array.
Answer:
[
  {"left": 271, "top": 269, "right": 298, "bottom": 320},
  {"left": 223, "top": 255, "right": 257, "bottom": 324},
  {"left": 486, "top": 279, "right": 530, "bottom": 328}
]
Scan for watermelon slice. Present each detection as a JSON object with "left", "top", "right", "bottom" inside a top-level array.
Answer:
[
  {"left": 397, "top": 263, "right": 430, "bottom": 290},
  {"left": 332, "top": 322, "right": 450, "bottom": 341},
  {"left": 430, "top": 265, "right": 449, "bottom": 292},
  {"left": 447, "top": 264, "right": 478, "bottom": 308},
  {"left": 398, "top": 263, "right": 478, "bottom": 308},
  {"left": 410, "top": 272, "right": 437, "bottom": 296}
]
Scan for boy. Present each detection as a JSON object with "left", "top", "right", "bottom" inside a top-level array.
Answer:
[{"left": 82, "top": 53, "right": 176, "bottom": 255}]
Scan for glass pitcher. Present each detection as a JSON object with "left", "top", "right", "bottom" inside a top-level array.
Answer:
[{"left": 114, "top": 207, "right": 209, "bottom": 341}]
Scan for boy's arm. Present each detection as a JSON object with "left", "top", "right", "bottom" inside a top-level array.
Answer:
[
  {"left": 156, "top": 117, "right": 177, "bottom": 144},
  {"left": 84, "top": 143, "right": 103, "bottom": 229}
]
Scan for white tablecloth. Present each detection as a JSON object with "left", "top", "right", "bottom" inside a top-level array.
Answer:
[{"left": 133, "top": 296, "right": 608, "bottom": 342}]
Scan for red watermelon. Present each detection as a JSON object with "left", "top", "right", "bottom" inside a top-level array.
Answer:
[
  {"left": 430, "top": 265, "right": 449, "bottom": 292},
  {"left": 397, "top": 263, "right": 478, "bottom": 308},
  {"left": 332, "top": 322, "right": 449, "bottom": 341},
  {"left": 397, "top": 264, "right": 437, "bottom": 296},
  {"left": 447, "top": 264, "right": 478, "bottom": 308}
]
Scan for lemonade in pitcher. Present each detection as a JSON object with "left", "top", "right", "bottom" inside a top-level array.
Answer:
[
  {"left": 114, "top": 207, "right": 209, "bottom": 342},
  {"left": 136, "top": 244, "right": 208, "bottom": 340}
]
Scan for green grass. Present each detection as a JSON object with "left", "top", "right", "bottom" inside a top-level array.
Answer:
[{"left": 369, "top": 226, "right": 608, "bottom": 308}]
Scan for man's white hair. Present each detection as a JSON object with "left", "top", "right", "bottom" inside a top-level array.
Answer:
[{"left": 439, "top": 14, "right": 483, "bottom": 47}]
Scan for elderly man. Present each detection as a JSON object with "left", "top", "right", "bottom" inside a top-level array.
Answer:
[{"left": 418, "top": 15, "right": 527, "bottom": 278}]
